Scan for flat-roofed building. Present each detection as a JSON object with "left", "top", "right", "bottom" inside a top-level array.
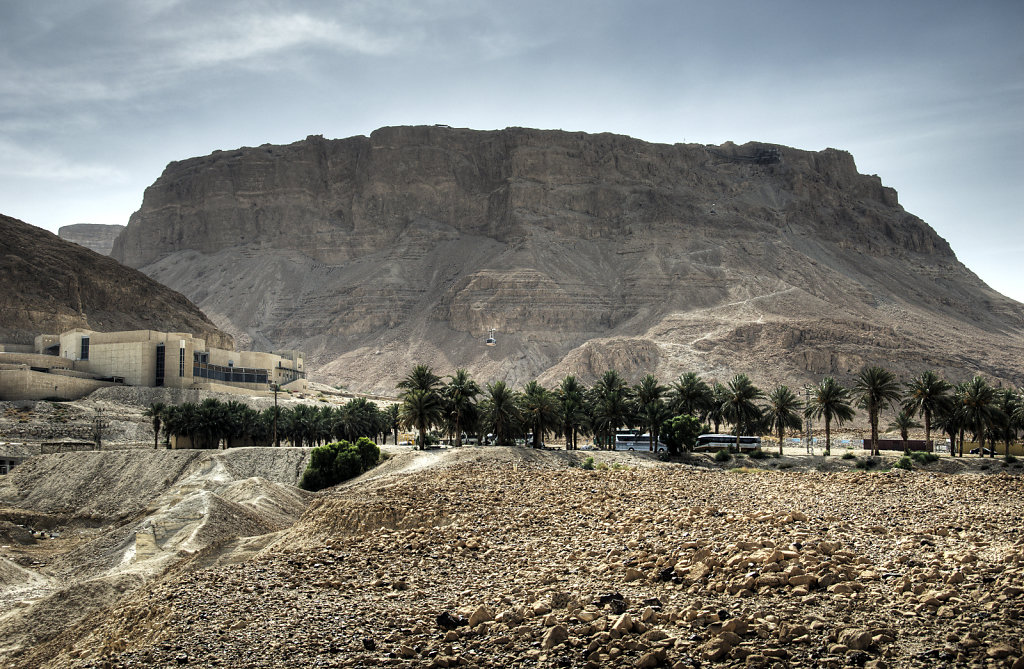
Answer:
[{"left": 0, "top": 328, "right": 306, "bottom": 400}]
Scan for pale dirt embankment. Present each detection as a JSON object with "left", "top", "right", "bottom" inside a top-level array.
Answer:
[
  {"left": 0, "top": 446, "right": 1019, "bottom": 669},
  {"left": 0, "top": 447, "right": 313, "bottom": 665}
]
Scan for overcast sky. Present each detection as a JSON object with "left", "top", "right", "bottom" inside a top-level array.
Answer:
[{"left": 2, "top": 1, "right": 1022, "bottom": 301}]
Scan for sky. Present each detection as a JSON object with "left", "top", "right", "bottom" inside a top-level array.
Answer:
[{"left": 2, "top": 0, "right": 1022, "bottom": 302}]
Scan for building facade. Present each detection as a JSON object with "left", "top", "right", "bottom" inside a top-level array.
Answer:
[{"left": 0, "top": 328, "right": 306, "bottom": 401}]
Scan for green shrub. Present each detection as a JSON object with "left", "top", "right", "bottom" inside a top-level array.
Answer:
[
  {"left": 854, "top": 457, "right": 880, "bottom": 471},
  {"left": 841, "top": 452, "right": 856, "bottom": 460},
  {"left": 596, "top": 461, "right": 609, "bottom": 471},
  {"left": 893, "top": 455, "right": 913, "bottom": 470},
  {"left": 300, "top": 439, "right": 380, "bottom": 491},
  {"left": 909, "top": 451, "right": 938, "bottom": 464},
  {"left": 355, "top": 436, "right": 381, "bottom": 470},
  {"left": 714, "top": 449, "right": 732, "bottom": 463},
  {"left": 581, "top": 456, "right": 595, "bottom": 470},
  {"left": 1005, "top": 454, "right": 1018, "bottom": 464},
  {"left": 748, "top": 447, "right": 769, "bottom": 460}
]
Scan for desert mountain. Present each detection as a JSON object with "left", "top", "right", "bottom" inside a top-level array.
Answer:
[
  {"left": 0, "top": 214, "right": 230, "bottom": 348},
  {"left": 111, "top": 126, "right": 1024, "bottom": 392},
  {"left": 57, "top": 223, "right": 125, "bottom": 256}
]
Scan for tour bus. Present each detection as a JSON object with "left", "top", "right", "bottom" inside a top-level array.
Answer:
[
  {"left": 614, "top": 430, "right": 668, "bottom": 452},
  {"left": 694, "top": 433, "right": 762, "bottom": 452}
]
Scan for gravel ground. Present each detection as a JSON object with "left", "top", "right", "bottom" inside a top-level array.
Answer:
[{"left": 7, "top": 446, "right": 1019, "bottom": 669}]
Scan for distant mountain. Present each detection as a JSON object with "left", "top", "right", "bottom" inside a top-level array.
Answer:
[
  {"left": 111, "top": 126, "right": 1024, "bottom": 392},
  {"left": 1, "top": 214, "right": 230, "bottom": 348},
  {"left": 58, "top": 223, "right": 125, "bottom": 256}
]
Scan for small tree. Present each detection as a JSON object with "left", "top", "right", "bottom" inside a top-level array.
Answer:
[{"left": 662, "top": 415, "right": 704, "bottom": 455}]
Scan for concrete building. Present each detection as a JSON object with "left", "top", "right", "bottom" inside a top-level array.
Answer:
[{"left": 0, "top": 328, "right": 306, "bottom": 400}]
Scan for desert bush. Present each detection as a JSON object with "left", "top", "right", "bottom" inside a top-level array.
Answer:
[
  {"left": 596, "top": 461, "right": 609, "bottom": 471},
  {"left": 909, "top": 451, "right": 938, "bottom": 464},
  {"left": 714, "top": 449, "right": 732, "bottom": 463},
  {"left": 748, "top": 447, "right": 769, "bottom": 460},
  {"left": 581, "top": 456, "right": 595, "bottom": 470},
  {"left": 855, "top": 456, "right": 880, "bottom": 471},
  {"left": 894, "top": 455, "right": 913, "bottom": 470},
  {"left": 355, "top": 436, "right": 381, "bottom": 470},
  {"left": 841, "top": 452, "right": 856, "bottom": 460},
  {"left": 300, "top": 439, "right": 380, "bottom": 491}
]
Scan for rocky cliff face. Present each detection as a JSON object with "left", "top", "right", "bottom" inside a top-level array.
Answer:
[
  {"left": 58, "top": 223, "right": 125, "bottom": 256},
  {"left": 112, "top": 126, "right": 1024, "bottom": 392},
  {"left": 1, "top": 214, "right": 231, "bottom": 348}
]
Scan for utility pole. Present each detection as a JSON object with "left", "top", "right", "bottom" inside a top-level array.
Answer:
[{"left": 92, "top": 408, "right": 109, "bottom": 450}]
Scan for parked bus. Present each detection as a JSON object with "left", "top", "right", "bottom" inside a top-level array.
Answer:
[
  {"left": 694, "top": 434, "right": 761, "bottom": 452},
  {"left": 614, "top": 430, "right": 668, "bottom": 452}
]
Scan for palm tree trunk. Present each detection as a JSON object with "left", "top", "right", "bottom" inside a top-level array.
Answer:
[
  {"left": 778, "top": 425, "right": 784, "bottom": 456},
  {"left": 924, "top": 410, "right": 932, "bottom": 453},
  {"left": 825, "top": 418, "right": 832, "bottom": 456}
]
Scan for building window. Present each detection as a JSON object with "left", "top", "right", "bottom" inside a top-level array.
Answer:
[
  {"left": 179, "top": 347, "right": 185, "bottom": 377},
  {"left": 80, "top": 336, "right": 90, "bottom": 361},
  {"left": 155, "top": 344, "right": 165, "bottom": 387}
]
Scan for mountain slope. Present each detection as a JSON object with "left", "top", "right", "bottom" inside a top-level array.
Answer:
[
  {"left": 0, "top": 214, "right": 230, "bottom": 348},
  {"left": 111, "top": 126, "right": 1024, "bottom": 391}
]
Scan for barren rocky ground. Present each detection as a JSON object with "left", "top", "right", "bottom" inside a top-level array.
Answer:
[{"left": 3, "top": 446, "right": 1020, "bottom": 668}]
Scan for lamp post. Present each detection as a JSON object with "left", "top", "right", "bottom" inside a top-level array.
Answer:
[
  {"left": 804, "top": 385, "right": 813, "bottom": 455},
  {"left": 270, "top": 383, "right": 280, "bottom": 447}
]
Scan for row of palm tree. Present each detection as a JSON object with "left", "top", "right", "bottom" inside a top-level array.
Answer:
[
  {"left": 395, "top": 364, "right": 1024, "bottom": 458},
  {"left": 145, "top": 397, "right": 393, "bottom": 449}
]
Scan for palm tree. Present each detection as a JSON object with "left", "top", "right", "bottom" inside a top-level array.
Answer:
[
  {"left": 481, "top": 381, "right": 520, "bottom": 446},
  {"left": 520, "top": 380, "right": 559, "bottom": 448},
  {"left": 934, "top": 397, "right": 965, "bottom": 457},
  {"left": 854, "top": 366, "right": 902, "bottom": 456},
  {"left": 888, "top": 410, "right": 922, "bottom": 454},
  {"left": 994, "top": 388, "right": 1019, "bottom": 460},
  {"left": 143, "top": 402, "right": 166, "bottom": 449},
  {"left": 589, "top": 370, "right": 633, "bottom": 450},
  {"left": 556, "top": 375, "right": 587, "bottom": 450},
  {"left": 903, "top": 370, "right": 952, "bottom": 452},
  {"left": 763, "top": 385, "right": 803, "bottom": 455},
  {"left": 397, "top": 364, "right": 442, "bottom": 393},
  {"left": 384, "top": 403, "right": 400, "bottom": 445},
  {"left": 805, "top": 376, "right": 855, "bottom": 456},
  {"left": 669, "top": 372, "right": 713, "bottom": 420},
  {"left": 634, "top": 375, "right": 668, "bottom": 451},
  {"left": 961, "top": 376, "right": 1000, "bottom": 458},
  {"left": 444, "top": 369, "right": 480, "bottom": 447},
  {"left": 721, "top": 374, "right": 764, "bottom": 452},
  {"left": 222, "top": 400, "right": 256, "bottom": 449},
  {"left": 708, "top": 383, "right": 728, "bottom": 434},
  {"left": 399, "top": 388, "right": 443, "bottom": 450}
]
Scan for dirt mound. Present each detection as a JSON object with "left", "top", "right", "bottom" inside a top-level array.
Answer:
[
  {"left": 0, "top": 447, "right": 315, "bottom": 667},
  {"left": 39, "top": 447, "right": 1024, "bottom": 669}
]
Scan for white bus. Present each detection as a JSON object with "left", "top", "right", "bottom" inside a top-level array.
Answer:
[
  {"left": 614, "top": 430, "right": 668, "bottom": 452},
  {"left": 694, "top": 434, "right": 762, "bottom": 452}
]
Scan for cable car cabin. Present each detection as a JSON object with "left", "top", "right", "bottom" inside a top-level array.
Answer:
[
  {"left": 485, "top": 328, "right": 496, "bottom": 346},
  {"left": 694, "top": 434, "right": 762, "bottom": 452}
]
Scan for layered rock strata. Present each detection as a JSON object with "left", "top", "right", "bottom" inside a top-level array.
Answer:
[{"left": 111, "top": 127, "right": 1024, "bottom": 391}]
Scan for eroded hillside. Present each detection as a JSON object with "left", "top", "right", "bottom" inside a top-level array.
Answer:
[{"left": 111, "top": 127, "right": 1024, "bottom": 391}]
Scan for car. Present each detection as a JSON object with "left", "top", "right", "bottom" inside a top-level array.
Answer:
[{"left": 969, "top": 447, "right": 993, "bottom": 455}]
